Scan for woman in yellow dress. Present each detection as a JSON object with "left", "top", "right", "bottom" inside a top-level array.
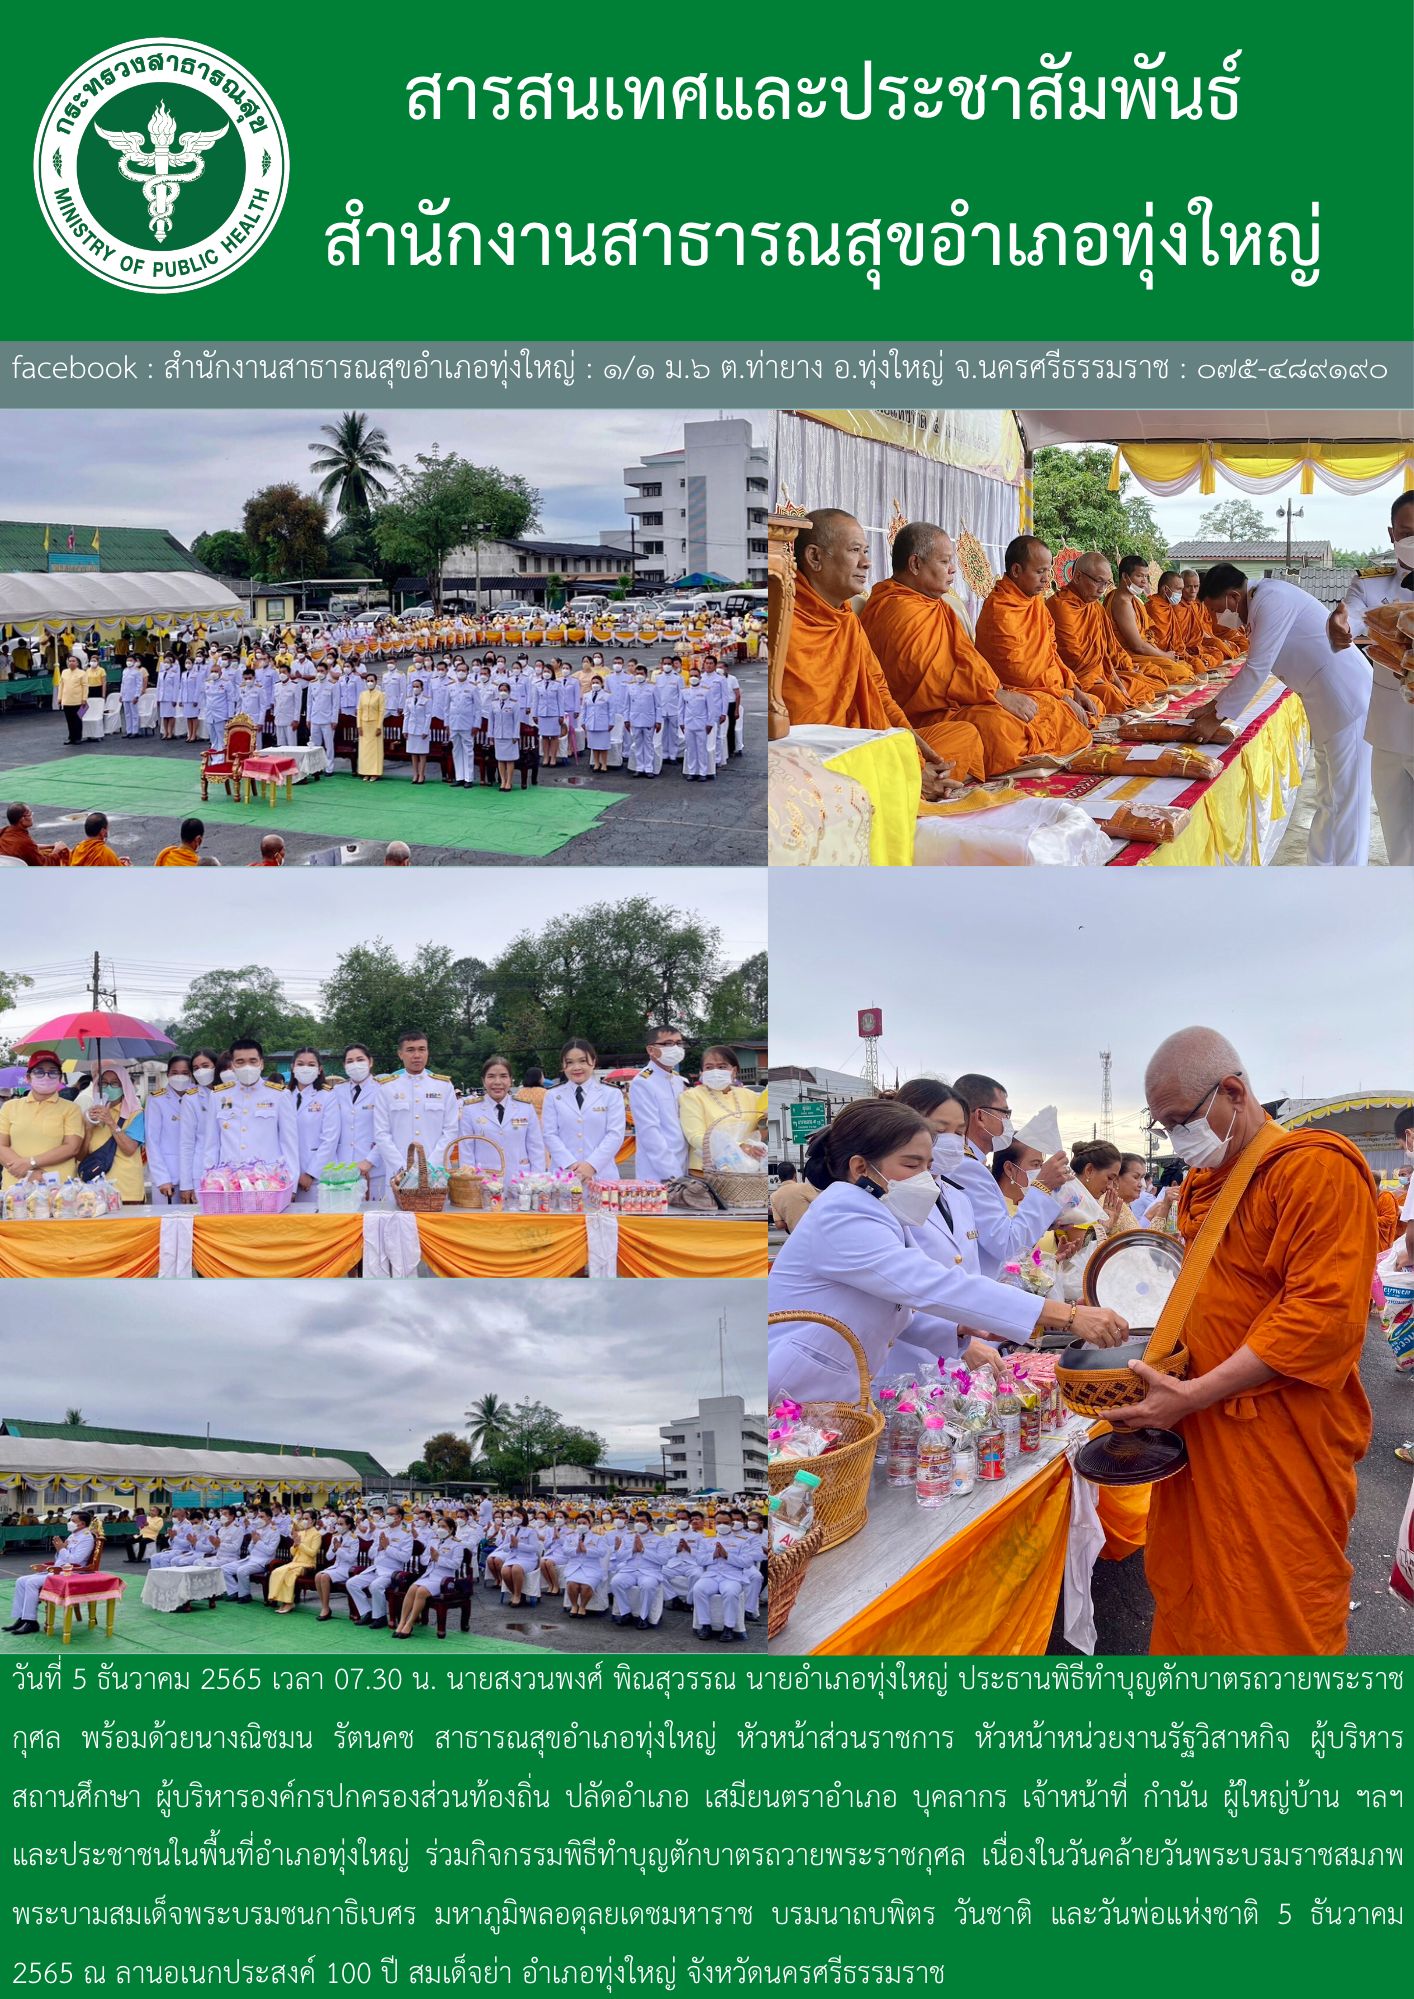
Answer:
[
  {"left": 268, "top": 1513, "right": 323, "bottom": 1612},
  {"left": 356, "top": 672, "right": 385, "bottom": 782},
  {"left": 81, "top": 1065, "right": 147, "bottom": 1204},
  {"left": 677, "top": 1045, "right": 768, "bottom": 1177}
]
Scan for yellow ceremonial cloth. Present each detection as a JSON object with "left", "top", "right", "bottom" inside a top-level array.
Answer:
[
  {"left": 190, "top": 1214, "right": 364, "bottom": 1280},
  {"left": 416, "top": 1212, "right": 590, "bottom": 1279},
  {"left": 0, "top": 1217, "right": 160, "bottom": 1279},
  {"left": 615, "top": 1217, "right": 767, "bottom": 1280}
]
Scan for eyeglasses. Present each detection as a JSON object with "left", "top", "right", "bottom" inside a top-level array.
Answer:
[
  {"left": 977, "top": 1103, "right": 1011, "bottom": 1124},
  {"left": 1144, "top": 1077, "right": 1228, "bottom": 1140}
]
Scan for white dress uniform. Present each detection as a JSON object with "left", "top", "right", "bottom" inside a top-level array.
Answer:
[
  {"left": 1212, "top": 576, "right": 1373, "bottom": 867},
  {"left": 331, "top": 1075, "right": 392, "bottom": 1200},
  {"left": 273, "top": 677, "right": 302, "bottom": 747},
  {"left": 415, "top": 1530, "right": 460, "bottom": 1600},
  {"left": 950, "top": 1140, "right": 1063, "bottom": 1278},
  {"left": 288, "top": 1084, "right": 335, "bottom": 1184},
  {"left": 561, "top": 1530, "right": 608, "bottom": 1590},
  {"left": 542, "top": 1080, "right": 625, "bottom": 1181},
  {"left": 627, "top": 1062, "right": 688, "bottom": 1182},
  {"left": 203, "top": 1077, "right": 300, "bottom": 1183},
  {"left": 660, "top": 1527, "right": 707, "bottom": 1603},
  {"left": 149, "top": 1521, "right": 201, "bottom": 1568},
  {"left": 1343, "top": 560, "right": 1414, "bottom": 865},
  {"left": 9, "top": 1527, "right": 97, "bottom": 1623},
  {"left": 895, "top": 1174, "right": 1039, "bottom": 1378},
  {"left": 767, "top": 1179, "right": 1043, "bottom": 1405},
  {"left": 497, "top": 1524, "right": 542, "bottom": 1598},
  {"left": 455, "top": 1094, "right": 547, "bottom": 1175},
  {"left": 145, "top": 1084, "right": 196, "bottom": 1196},
  {"left": 372, "top": 1067, "right": 461, "bottom": 1176},
  {"left": 345, "top": 1525, "right": 414, "bottom": 1622},
  {"left": 120, "top": 662, "right": 145, "bottom": 735},
  {"left": 716, "top": 1527, "right": 764, "bottom": 1618},
  {"left": 224, "top": 1525, "right": 280, "bottom": 1599},
  {"left": 656, "top": 670, "right": 683, "bottom": 762},
  {"left": 318, "top": 1530, "right": 361, "bottom": 1586},
  {"left": 691, "top": 1539, "right": 751, "bottom": 1636},
  {"left": 609, "top": 1530, "right": 665, "bottom": 1625},
  {"left": 210, "top": 1519, "right": 246, "bottom": 1592}
]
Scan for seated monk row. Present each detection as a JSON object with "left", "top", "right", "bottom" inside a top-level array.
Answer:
[
  {"left": 971, "top": 536, "right": 1096, "bottom": 756},
  {"left": 1184, "top": 567, "right": 1247, "bottom": 659},
  {"left": 1105, "top": 555, "right": 1201, "bottom": 686},
  {"left": 1048, "top": 553, "right": 1169, "bottom": 709}
]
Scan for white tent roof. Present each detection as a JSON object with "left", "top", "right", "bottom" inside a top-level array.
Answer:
[
  {"left": 0, "top": 570, "right": 242, "bottom": 630},
  {"left": 1014, "top": 410, "right": 1414, "bottom": 450},
  {"left": 0, "top": 1438, "right": 360, "bottom": 1483}
]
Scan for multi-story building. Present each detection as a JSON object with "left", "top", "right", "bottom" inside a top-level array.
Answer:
[
  {"left": 658, "top": 1395, "right": 768, "bottom": 1495},
  {"left": 623, "top": 419, "right": 770, "bottom": 588}
]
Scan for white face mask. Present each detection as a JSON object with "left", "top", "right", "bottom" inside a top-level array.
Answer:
[
  {"left": 872, "top": 1169, "right": 940, "bottom": 1228},
  {"left": 168, "top": 1074, "right": 194, "bottom": 1094},
  {"left": 219, "top": 1069, "right": 236, "bottom": 1086},
  {"left": 1392, "top": 536, "right": 1414, "bottom": 572},
  {"left": 656, "top": 1045, "right": 685, "bottom": 1068},
  {"left": 1165, "top": 590, "right": 1182, "bottom": 604},
  {"left": 984, "top": 1114, "right": 1014, "bottom": 1153},
  {"left": 292, "top": 1065, "right": 318, "bottom": 1086},
  {"left": 1164, "top": 1088, "right": 1237, "bottom": 1171},
  {"left": 345, "top": 1059, "right": 371, "bottom": 1084},
  {"left": 931, "top": 1131, "right": 967, "bottom": 1172},
  {"left": 701, "top": 1067, "right": 732, "bottom": 1090},
  {"left": 232, "top": 1064, "right": 261, "bottom": 1086}
]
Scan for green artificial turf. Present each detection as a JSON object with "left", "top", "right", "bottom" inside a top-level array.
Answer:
[{"left": 4, "top": 755, "right": 626, "bottom": 857}]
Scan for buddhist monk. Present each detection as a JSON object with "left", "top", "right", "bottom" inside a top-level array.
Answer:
[
  {"left": 971, "top": 536, "right": 1094, "bottom": 755},
  {"left": 858, "top": 523, "right": 1047, "bottom": 777},
  {"left": 1114, "top": 1026, "right": 1376, "bottom": 1655},
  {"left": 68, "top": 811, "right": 129, "bottom": 867},
  {"left": 1146, "top": 570, "right": 1222, "bottom": 669},
  {"left": 1106, "top": 555, "right": 1195, "bottom": 685},
  {"left": 154, "top": 817, "right": 205, "bottom": 867},
  {"left": 1182, "top": 570, "right": 1246, "bottom": 658},
  {"left": 1047, "top": 553, "right": 1168, "bottom": 710},
  {"left": 782, "top": 509, "right": 957, "bottom": 800}
]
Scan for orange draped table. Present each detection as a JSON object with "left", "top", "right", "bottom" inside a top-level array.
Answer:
[
  {"left": 190, "top": 1213, "right": 365, "bottom": 1280},
  {"left": 781, "top": 1425, "right": 1151, "bottom": 1657},
  {"left": 0, "top": 1217, "right": 160, "bottom": 1280}
]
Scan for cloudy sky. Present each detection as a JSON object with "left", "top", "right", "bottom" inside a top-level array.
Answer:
[
  {"left": 0, "top": 409, "right": 768, "bottom": 549},
  {"left": 768, "top": 869, "right": 1411, "bottom": 1153},
  {"left": 0, "top": 868, "right": 765, "bottom": 1042},
  {"left": 1, "top": 1280, "right": 765, "bottom": 1474}
]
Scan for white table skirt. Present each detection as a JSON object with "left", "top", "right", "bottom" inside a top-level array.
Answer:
[{"left": 141, "top": 1564, "right": 225, "bottom": 1612}]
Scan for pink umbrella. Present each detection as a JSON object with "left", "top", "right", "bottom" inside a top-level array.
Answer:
[{"left": 12, "top": 1010, "right": 175, "bottom": 1072}]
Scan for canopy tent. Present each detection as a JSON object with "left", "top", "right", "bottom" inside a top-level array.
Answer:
[
  {"left": 0, "top": 1438, "right": 361, "bottom": 1485},
  {"left": 1012, "top": 411, "right": 1414, "bottom": 501},
  {"left": 1276, "top": 1091, "right": 1412, "bottom": 1180},
  {"left": 0, "top": 570, "right": 242, "bottom": 637}
]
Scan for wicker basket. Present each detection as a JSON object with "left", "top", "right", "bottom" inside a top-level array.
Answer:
[
  {"left": 391, "top": 1141, "right": 448, "bottom": 1214},
  {"left": 446, "top": 1135, "right": 506, "bottom": 1211},
  {"left": 702, "top": 1119, "right": 768, "bottom": 1211},
  {"left": 766, "top": 1311, "right": 883, "bottom": 1551},
  {"left": 767, "top": 1517, "right": 823, "bottom": 1640},
  {"left": 1055, "top": 1339, "right": 1188, "bottom": 1418}
]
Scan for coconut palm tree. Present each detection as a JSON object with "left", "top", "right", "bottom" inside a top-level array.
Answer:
[
  {"left": 309, "top": 413, "right": 396, "bottom": 519},
  {"left": 64, "top": 1408, "right": 86, "bottom": 1427},
  {"left": 464, "top": 1392, "right": 511, "bottom": 1458}
]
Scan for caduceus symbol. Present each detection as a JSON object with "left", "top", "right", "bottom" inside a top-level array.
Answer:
[{"left": 93, "top": 101, "right": 228, "bottom": 242}]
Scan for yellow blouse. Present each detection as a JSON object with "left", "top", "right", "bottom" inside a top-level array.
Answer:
[
  {"left": 0, "top": 1096, "right": 85, "bottom": 1191},
  {"left": 83, "top": 1110, "right": 146, "bottom": 1204},
  {"left": 678, "top": 1085, "right": 764, "bottom": 1175}
]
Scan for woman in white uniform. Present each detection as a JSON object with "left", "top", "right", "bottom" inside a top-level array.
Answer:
[
  {"left": 145, "top": 1053, "right": 197, "bottom": 1202},
  {"left": 767, "top": 1098, "right": 1129, "bottom": 1407},
  {"left": 541, "top": 1039, "right": 625, "bottom": 1184},
  {"left": 456, "top": 1055, "right": 547, "bottom": 1175},
  {"left": 313, "top": 1513, "right": 362, "bottom": 1621},
  {"left": 392, "top": 1513, "right": 459, "bottom": 1637},
  {"left": 180, "top": 1048, "right": 223, "bottom": 1197},
  {"left": 498, "top": 1512, "right": 542, "bottom": 1606},
  {"left": 331, "top": 1044, "right": 390, "bottom": 1202},
  {"left": 561, "top": 1524, "right": 607, "bottom": 1616}
]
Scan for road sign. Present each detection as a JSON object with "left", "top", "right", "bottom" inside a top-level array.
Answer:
[
  {"left": 788, "top": 1100, "right": 828, "bottom": 1141},
  {"left": 857, "top": 1008, "right": 883, "bottom": 1038}
]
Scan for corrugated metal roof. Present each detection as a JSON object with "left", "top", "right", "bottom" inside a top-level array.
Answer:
[
  {"left": 2, "top": 1417, "right": 386, "bottom": 1479},
  {"left": 0, "top": 522, "right": 204, "bottom": 573},
  {"left": 1167, "top": 540, "right": 1332, "bottom": 562}
]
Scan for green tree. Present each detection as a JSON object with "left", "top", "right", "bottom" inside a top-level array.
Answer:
[
  {"left": 420, "top": 1432, "right": 474, "bottom": 1482},
  {"left": 372, "top": 449, "right": 540, "bottom": 612},
  {"left": 403, "top": 1460, "right": 430, "bottom": 1482},
  {"left": 64, "top": 1409, "right": 86, "bottom": 1427},
  {"left": 309, "top": 413, "right": 396, "bottom": 518},
  {"left": 0, "top": 968, "right": 34, "bottom": 1016},
  {"left": 242, "top": 484, "right": 329, "bottom": 581},
  {"left": 544, "top": 571, "right": 566, "bottom": 610},
  {"left": 172, "top": 966, "right": 322, "bottom": 1057},
  {"left": 483, "top": 1399, "right": 588, "bottom": 1490},
  {"left": 450, "top": 958, "right": 494, "bottom": 1038},
  {"left": 1334, "top": 547, "right": 1385, "bottom": 570},
  {"left": 549, "top": 1424, "right": 606, "bottom": 1469},
  {"left": 699, "top": 950, "right": 768, "bottom": 1042},
  {"left": 1195, "top": 498, "right": 1273, "bottom": 543},
  {"left": 191, "top": 528, "right": 254, "bottom": 578},
  {"left": 1031, "top": 446, "right": 1169, "bottom": 566},
  {"left": 465, "top": 1392, "right": 512, "bottom": 1459},
  {"left": 320, "top": 939, "right": 464, "bottom": 1080}
]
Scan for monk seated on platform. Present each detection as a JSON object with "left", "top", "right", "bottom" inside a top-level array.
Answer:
[
  {"left": 781, "top": 509, "right": 959, "bottom": 801},
  {"left": 972, "top": 536, "right": 1094, "bottom": 756},
  {"left": 858, "top": 523, "right": 1051, "bottom": 778},
  {"left": 1147, "top": 571, "right": 1227, "bottom": 670},
  {"left": 1106, "top": 555, "right": 1196, "bottom": 685},
  {"left": 1047, "top": 553, "right": 1168, "bottom": 711},
  {"left": 1182, "top": 570, "right": 1247, "bottom": 658}
]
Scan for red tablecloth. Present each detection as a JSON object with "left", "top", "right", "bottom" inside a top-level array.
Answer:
[{"left": 242, "top": 753, "right": 298, "bottom": 782}]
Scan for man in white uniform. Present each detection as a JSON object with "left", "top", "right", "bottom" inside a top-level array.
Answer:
[
  {"left": 949, "top": 1071, "right": 1070, "bottom": 1279},
  {"left": 628, "top": 1026, "right": 688, "bottom": 1183},
  {"left": 1328, "top": 491, "right": 1414, "bottom": 866},
  {"left": 203, "top": 1039, "right": 300, "bottom": 1184},
  {"left": 372, "top": 1031, "right": 461, "bottom": 1177},
  {"left": 1190, "top": 565, "right": 1373, "bottom": 867},
  {"left": 4, "top": 1510, "right": 99, "bottom": 1634},
  {"left": 345, "top": 1510, "right": 414, "bottom": 1629}
]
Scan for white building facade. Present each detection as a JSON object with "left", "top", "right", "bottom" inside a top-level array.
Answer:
[
  {"left": 659, "top": 1396, "right": 768, "bottom": 1494},
  {"left": 623, "top": 419, "right": 770, "bottom": 588}
]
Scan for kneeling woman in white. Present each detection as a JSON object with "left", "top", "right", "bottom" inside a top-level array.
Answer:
[
  {"left": 542, "top": 1038, "right": 625, "bottom": 1184},
  {"left": 561, "top": 1526, "right": 607, "bottom": 1617},
  {"left": 456, "top": 1054, "right": 547, "bottom": 1175},
  {"left": 768, "top": 1099, "right": 1128, "bottom": 1407},
  {"left": 331, "top": 1045, "right": 390, "bottom": 1202}
]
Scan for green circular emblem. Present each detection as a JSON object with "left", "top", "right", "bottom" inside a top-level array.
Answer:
[{"left": 34, "top": 38, "right": 289, "bottom": 294}]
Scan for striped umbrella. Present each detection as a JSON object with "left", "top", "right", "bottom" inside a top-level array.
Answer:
[{"left": 12, "top": 1010, "right": 175, "bottom": 1071}]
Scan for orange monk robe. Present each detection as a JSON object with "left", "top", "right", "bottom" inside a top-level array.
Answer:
[
  {"left": 1375, "top": 1189, "right": 1401, "bottom": 1254},
  {"left": 1047, "top": 587, "right": 1167, "bottom": 710},
  {"left": 1146, "top": 593, "right": 1220, "bottom": 669},
  {"left": 1149, "top": 1127, "right": 1376, "bottom": 1656},
  {"left": 972, "top": 576, "right": 1092, "bottom": 754},
  {"left": 857, "top": 576, "right": 1038, "bottom": 778},
  {"left": 1167, "top": 597, "right": 1232, "bottom": 668},
  {"left": 68, "top": 837, "right": 123, "bottom": 867},
  {"left": 782, "top": 578, "right": 980, "bottom": 773},
  {"left": 154, "top": 844, "right": 200, "bottom": 867},
  {"left": 1104, "top": 591, "right": 1195, "bottom": 686},
  {"left": 1199, "top": 601, "right": 1247, "bottom": 658}
]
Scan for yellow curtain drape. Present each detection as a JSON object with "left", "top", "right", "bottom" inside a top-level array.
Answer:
[
  {"left": 1109, "top": 439, "right": 1414, "bottom": 495},
  {"left": 416, "top": 1212, "right": 590, "bottom": 1278},
  {"left": 190, "top": 1215, "right": 364, "bottom": 1280},
  {"left": 616, "top": 1217, "right": 768, "bottom": 1280},
  {"left": 0, "top": 1218, "right": 160, "bottom": 1279},
  {"left": 821, "top": 732, "right": 922, "bottom": 867},
  {"left": 812, "top": 1455, "right": 1073, "bottom": 1656}
]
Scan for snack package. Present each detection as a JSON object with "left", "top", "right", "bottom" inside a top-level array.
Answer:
[
  {"left": 1098, "top": 804, "right": 1192, "bottom": 845},
  {"left": 1116, "top": 720, "right": 1235, "bottom": 746},
  {"left": 1069, "top": 744, "right": 1220, "bottom": 781}
]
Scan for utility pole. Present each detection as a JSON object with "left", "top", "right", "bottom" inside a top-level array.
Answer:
[
  {"left": 1099, "top": 1049, "right": 1114, "bottom": 1142},
  {"left": 1277, "top": 502, "right": 1304, "bottom": 573}
]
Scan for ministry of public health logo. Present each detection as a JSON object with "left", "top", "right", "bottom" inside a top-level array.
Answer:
[{"left": 34, "top": 38, "right": 288, "bottom": 293}]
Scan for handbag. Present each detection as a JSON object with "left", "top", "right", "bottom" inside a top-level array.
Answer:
[
  {"left": 79, "top": 1134, "right": 117, "bottom": 1181},
  {"left": 666, "top": 1177, "right": 725, "bottom": 1213}
]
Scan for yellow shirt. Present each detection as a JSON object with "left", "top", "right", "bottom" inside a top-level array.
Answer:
[
  {"left": 0, "top": 1095, "right": 85, "bottom": 1190},
  {"left": 59, "top": 666, "right": 88, "bottom": 707},
  {"left": 82, "top": 1109, "right": 146, "bottom": 1204},
  {"left": 678, "top": 1084, "right": 763, "bottom": 1175}
]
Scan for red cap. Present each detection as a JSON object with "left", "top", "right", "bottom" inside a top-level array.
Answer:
[{"left": 25, "top": 1049, "right": 62, "bottom": 1074}]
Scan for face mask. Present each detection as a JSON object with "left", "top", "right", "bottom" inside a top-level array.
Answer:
[
  {"left": 345, "top": 1059, "right": 371, "bottom": 1083},
  {"left": 656, "top": 1045, "right": 685, "bottom": 1068},
  {"left": 168, "top": 1074, "right": 194, "bottom": 1094},
  {"left": 232, "top": 1064, "right": 261, "bottom": 1085},
  {"left": 931, "top": 1131, "right": 967, "bottom": 1172},
  {"left": 701, "top": 1067, "right": 732, "bottom": 1090},
  {"left": 1392, "top": 536, "right": 1414, "bottom": 571},
  {"left": 28, "top": 1073, "right": 62, "bottom": 1096},
  {"left": 292, "top": 1065, "right": 318, "bottom": 1086},
  {"left": 873, "top": 1168, "right": 940, "bottom": 1228},
  {"left": 1166, "top": 1091, "right": 1237, "bottom": 1171},
  {"left": 220, "top": 1069, "right": 236, "bottom": 1086},
  {"left": 193, "top": 1067, "right": 215, "bottom": 1086},
  {"left": 1165, "top": 590, "right": 1182, "bottom": 604},
  {"left": 102, "top": 1083, "right": 123, "bottom": 1104},
  {"left": 985, "top": 1114, "right": 1014, "bottom": 1152}
]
